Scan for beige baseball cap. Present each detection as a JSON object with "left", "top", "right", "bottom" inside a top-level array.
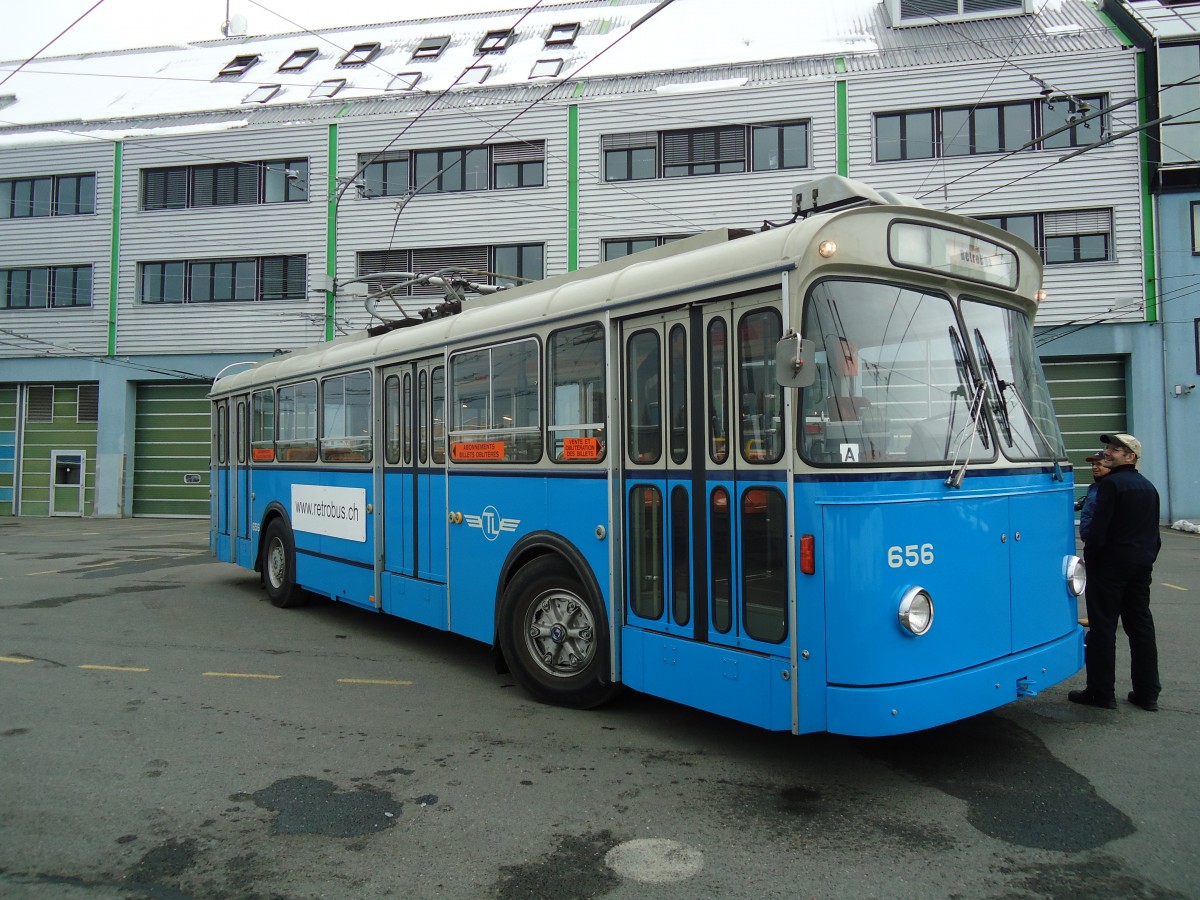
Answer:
[{"left": 1101, "top": 433, "right": 1143, "bottom": 464}]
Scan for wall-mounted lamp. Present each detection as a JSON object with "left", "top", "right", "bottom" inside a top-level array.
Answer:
[{"left": 1173, "top": 384, "right": 1195, "bottom": 397}]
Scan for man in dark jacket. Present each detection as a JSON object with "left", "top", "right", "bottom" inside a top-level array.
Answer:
[
  {"left": 1077, "top": 450, "right": 1109, "bottom": 543},
  {"left": 1069, "top": 433, "right": 1162, "bottom": 711}
]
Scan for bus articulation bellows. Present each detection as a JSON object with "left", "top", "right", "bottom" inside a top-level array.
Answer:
[{"left": 210, "top": 176, "right": 1085, "bottom": 737}]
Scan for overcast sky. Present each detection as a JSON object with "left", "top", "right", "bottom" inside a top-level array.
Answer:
[{"left": 0, "top": 0, "right": 506, "bottom": 61}]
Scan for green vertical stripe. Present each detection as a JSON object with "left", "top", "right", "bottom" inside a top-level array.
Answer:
[
  {"left": 326, "top": 124, "right": 338, "bottom": 342},
  {"left": 568, "top": 104, "right": 579, "bottom": 272},
  {"left": 836, "top": 80, "right": 848, "bottom": 177},
  {"left": 108, "top": 142, "right": 122, "bottom": 355},
  {"left": 1136, "top": 53, "right": 1157, "bottom": 322}
]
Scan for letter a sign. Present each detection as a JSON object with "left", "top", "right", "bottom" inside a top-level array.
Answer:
[{"left": 840, "top": 443, "right": 860, "bottom": 463}]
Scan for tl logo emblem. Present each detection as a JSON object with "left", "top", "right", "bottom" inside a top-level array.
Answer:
[{"left": 464, "top": 505, "right": 520, "bottom": 542}]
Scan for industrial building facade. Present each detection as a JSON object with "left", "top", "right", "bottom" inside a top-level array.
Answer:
[{"left": 0, "top": 0, "right": 1195, "bottom": 519}]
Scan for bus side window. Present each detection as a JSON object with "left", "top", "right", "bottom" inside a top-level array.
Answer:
[
  {"left": 251, "top": 389, "right": 275, "bottom": 462},
  {"left": 431, "top": 367, "right": 445, "bottom": 464},
  {"left": 385, "top": 375, "right": 401, "bottom": 465},
  {"left": 548, "top": 321, "right": 605, "bottom": 463},
  {"left": 321, "top": 371, "right": 372, "bottom": 463},
  {"left": 738, "top": 308, "right": 782, "bottom": 464},
  {"left": 626, "top": 329, "right": 661, "bottom": 464},
  {"left": 214, "top": 402, "right": 228, "bottom": 466},
  {"left": 277, "top": 381, "right": 318, "bottom": 463}
]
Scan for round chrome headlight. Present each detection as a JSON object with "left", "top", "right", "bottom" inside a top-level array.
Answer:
[
  {"left": 898, "top": 587, "right": 934, "bottom": 636},
  {"left": 1065, "top": 555, "right": 1086, "bottom": 597}
]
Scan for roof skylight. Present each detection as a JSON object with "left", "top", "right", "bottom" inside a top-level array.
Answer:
[
  {"left": 310, "top": 79, "right": 346, "bottom": 99},
  {"left": 387, "top": 72, "right": 422, "bottom": 91},
  {"left": 462, "top": 65, "right": 491, "bottom": 85},
  {"left": 243, "top": 84, "right": 281, "bottom": 104},
  {"left": 219, "top": 54, "right": 260, "bottom": 78},
  {"left": 278, "top": 49, "right": 319, "bottom": 72},
  {"left": 545, "top": 23, "right": 580, "bottom": 47},
  {"left": 477, "top": 29, "right": 513, "bottom": 54},
  {"left": 530, "top": 58, "right": 564, "bottom": 79},
  {"left": 339, "top": 43, "right": 381, "bottom": 67},
  {"left": 412, "top": 36, "right": 450, "bottom": 60}
]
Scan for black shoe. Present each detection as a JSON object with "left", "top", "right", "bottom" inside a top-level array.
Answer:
[
  {"left": 1127, "top": 691, "right": 1159, "bottom": 712},
  {"left": 1068, "top": 689, "right": 1117, "bottom": 709}
]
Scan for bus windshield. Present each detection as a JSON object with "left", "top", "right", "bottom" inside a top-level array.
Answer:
[
  {"left": 799, "top": 278, "right": 994, "bottom": 466},
  {"left": 961, "top": 297, "right": 1064, "bottom": 461}
]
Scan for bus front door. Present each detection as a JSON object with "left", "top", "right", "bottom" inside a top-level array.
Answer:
[
  {"left": 233, "top": 395, "right": 251, "bottom": 565},
  {"left": 620, "top": 297, "right": 791, "bottom": 731},
  {"left": 379, "top": 359, "right": 448, "bottom": 629}
]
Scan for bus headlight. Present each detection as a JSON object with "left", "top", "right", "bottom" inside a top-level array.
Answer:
[
  {"left": 1065, "top": 556, "right": 1086, "bottom": 597},
  {"left": 898, "top": 587, "right": 934, "bottom": 636}
]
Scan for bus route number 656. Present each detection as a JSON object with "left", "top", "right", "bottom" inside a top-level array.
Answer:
[{"left": 887, "top": 543, "right": 935, "bottom": 568}]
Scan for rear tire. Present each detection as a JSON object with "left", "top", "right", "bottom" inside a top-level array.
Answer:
[
  {"left": 262, "top": 519, "right": 306, "bottom": 608},
  {"left": 499, "top": 557, "right": 617, "bottom": 709}
]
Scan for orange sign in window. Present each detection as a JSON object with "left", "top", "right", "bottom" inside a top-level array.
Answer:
[
  {"left": 451, "top": 441, "right": 505, "bottom": 461},
  {"left": 562, "top": 437, "right": 601, "bottom": 460},
  {"left": 251, "top": 447, "right": 275, "bottom": 462}
]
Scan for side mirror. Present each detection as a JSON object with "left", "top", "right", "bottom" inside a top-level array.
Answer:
[{"left": 775, "top": 332, "right": 816, "bottom": 388}]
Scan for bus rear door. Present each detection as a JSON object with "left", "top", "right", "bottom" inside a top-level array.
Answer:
[
  {"left": 379, "top": 359, "right": 448, "bottom": 628},
  {"left": 619, "top": 297, "right": 791, "bottom": 730}
]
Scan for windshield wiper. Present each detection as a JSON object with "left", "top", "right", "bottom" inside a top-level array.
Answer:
[
  {"left": 974, "top": 329, "right": 1013, "bottom": 447},
  {"left": 946, "top": 375, "right": 988, "bottom": 489}
]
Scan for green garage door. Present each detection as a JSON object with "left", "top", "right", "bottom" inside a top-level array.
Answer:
[
  {"left": 134, "top": 382, "right": 212, "bottom": 517},
  {"left": 1041, "top": 357, "right": 1127, "bottom": 506}
]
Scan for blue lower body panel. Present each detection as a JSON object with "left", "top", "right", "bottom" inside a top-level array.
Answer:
[
  {"left": 622, "top": 627, "right": 792, "bottom": 731},
  {"left": 826, "top": 626, "right": 1085, "bottom": 737},
  {"left": 383, "top": 573, "right": 447, "bottom": 630}
]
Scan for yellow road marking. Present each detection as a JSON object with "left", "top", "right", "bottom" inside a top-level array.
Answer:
[
  {"left": 0, "top": 656, "right": 34, "bottom": 664},
  {"left": 79, "top": 665, "right": 149, "bottom": 672},
  {"left": 202, "top": 671, "right": 281, "bottom": 679},
  {"left": 337, "top": 678, "right": 413, "bottom": 686},
  {"left": 1161, "top": 582, "right": 1188, "bottom": 591}
]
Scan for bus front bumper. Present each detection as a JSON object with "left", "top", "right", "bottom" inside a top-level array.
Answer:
[{"left": 824, "top": 626, "right": 1085, "bottom": 737}]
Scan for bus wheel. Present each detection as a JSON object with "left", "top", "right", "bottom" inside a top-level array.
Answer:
[
  {"left": 500, "top": 558, "right": 616, "bottom": 709},
  {"left": 263, "top": 519, "right": 306, "bottom": 609}
]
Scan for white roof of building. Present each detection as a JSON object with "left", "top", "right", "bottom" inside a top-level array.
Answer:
[
  {"left": 1120, "top": 0, "right": 1200, "bottom": 41},
  {"left": 0, "top": 0, "right": 1119, "bottom": 145}
]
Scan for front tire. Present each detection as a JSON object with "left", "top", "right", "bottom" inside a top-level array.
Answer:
[
  {"left": 499, "top": 557, "right": 617, "bottom": 709},
  {"left": 262, "top": 518, "right": 306, "bottom": 608}
]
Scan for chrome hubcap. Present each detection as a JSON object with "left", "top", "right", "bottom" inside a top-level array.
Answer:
[
  {"left": 523, "top": 589, "right": 595, "bottom": 678},
  {"left": 267, "top": 537, "right": 286, "bottom": 589}
]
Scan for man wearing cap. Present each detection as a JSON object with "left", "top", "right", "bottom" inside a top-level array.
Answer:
[{"left": 1069, "top": 433, "right": 1162, "bottom": 712}]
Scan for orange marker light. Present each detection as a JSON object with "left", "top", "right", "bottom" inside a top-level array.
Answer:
[{"left": 800, "top": 534, "right": 815, "bottom": 575}]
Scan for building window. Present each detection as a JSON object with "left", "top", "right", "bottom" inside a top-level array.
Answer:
[
  {"left": 975, "top": 208, "right": 1112, "bottom": 265},
  {"left": 751, "top": 122, "right": 809, "bottom": 170},
  {"left": 0, "top": 173, "right": 95, "bottom": 218},
  {"left": 413, "top": 147, "right": 488, "bottom": 194},
  {"left": 141, "top": 159, "right": 308, "bottom": 209},
  {"left": 891, "top": 0, "right": 1028, "bottom": 26},
  {"left": 412, "top": 36, "right": 450, "bottom": 60},
  {"left": 603, "top": 236, "right": 690, "bottom": 261},
  {"left": 875, "top": 110, "right": 936, "bottom": 161},
  {"left": 243, "top": 84, "right": 281, "bottom": 104},
  {"left": 219, "top": 54, "right": 260, "bottom": 77},
  {"left": 360, "top": 152, "right": 410, "bottom": 199},
  {"left": 494, "top": 244, "right": 543, "bottom": 287},
  {"left": 26, "top": 386, "right": 53, "bottom": 423},
  {"left": 1192, "top": 201, "right": 1200, "bottom": 255},
  {"left": 339, "top": 43, "right": 381, "bottom": 67},
  {"left": 138, "top": 256, "right": 306, "bottom": 304},
  {"left": 492, "top": 141, "right": 545, "bottom": 188},
  {"left": 545, "top": 23, "right": 580, "bottom": 47},
  {"left": 77, "top": 384, "right": 99, "bottom": 423},
  {"left": 462, "top": 65, "right": 491, "bottom": 85},
  {"left": 604, "top": 122, "right": 809, "bottom": 181},
  {"left": 311, "top": 79, "right": 345, "bottom": 99},
  {"left": 478, "top": 29, "right": 513, "bottom": 54},
  {"left": 1160, "top": 43, "right": 1200, "bottom": 166},
  {"left": 387, "top": 72, "right": 422, "bottom": 91},
  {"left": 603, "top": 133, "right": 658, "bottom": 182},
  {"left": 358, "top": 243, "right": 544, "bottom": 301},
  {"left": 278, "top": 49, "right": 318, "bottom": 72},
  {"left": 530, "top": 58, "right": 563, "bottom": 79},
  {"left": 876, "top": 95, "right": 1107, "bottom": 162},
  {"left": 0, "top": 265, "right": 92, "bottom": 309}
]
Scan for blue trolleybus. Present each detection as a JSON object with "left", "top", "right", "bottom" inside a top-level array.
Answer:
[{"left": 210, "top": 176, "right": 1085, "bottom": 737}]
